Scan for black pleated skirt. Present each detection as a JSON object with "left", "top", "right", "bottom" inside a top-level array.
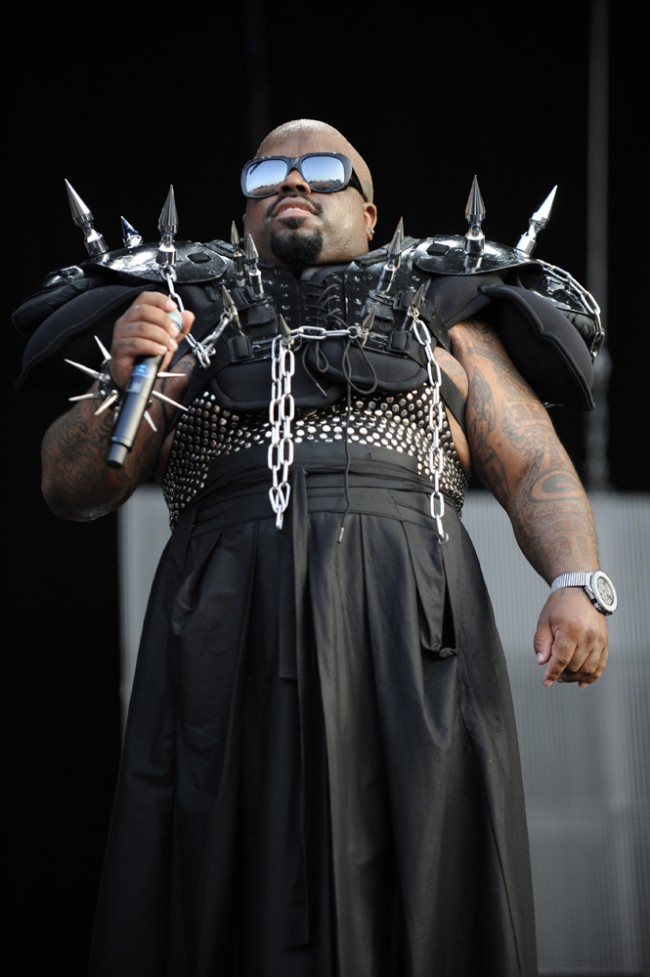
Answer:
[{"left": 87, "top": 443, "right": 538, "bottom": 977}]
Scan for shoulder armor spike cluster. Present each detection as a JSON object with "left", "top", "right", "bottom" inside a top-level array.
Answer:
[{"left": 61, "top": 177, "right": 558, "bottom": 270}]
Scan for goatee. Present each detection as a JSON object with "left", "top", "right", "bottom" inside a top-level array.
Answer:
[{"left": 270, "top": 223, "right": 323, "bottom": 272}]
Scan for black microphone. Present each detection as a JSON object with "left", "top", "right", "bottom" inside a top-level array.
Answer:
[
  {"left": 106, "top": 307, "right": 183, "bottom": 469},
  {"left": 106, "top": 354, "right": 163, "bottom": 469}
]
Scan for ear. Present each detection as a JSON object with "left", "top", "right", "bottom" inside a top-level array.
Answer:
[{"left": 363, "top": 202, "right": 378, "bottom": 240}]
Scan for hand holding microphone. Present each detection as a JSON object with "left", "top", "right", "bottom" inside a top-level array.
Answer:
[{"left": 105, "top": 293, "right": 191, "bottom": 469}]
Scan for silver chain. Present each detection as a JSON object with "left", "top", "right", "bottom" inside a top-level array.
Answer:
[
  {"left": 268, "top": 334, "right": 296, "bottom": 528},
  {"left": 535, "top": 259, "right": 604, "bottom": 358},
  {"left": 185, "top": 308, "right": 235, "bottom": 367},
  {"left": 267, "top": 325, "right": 360, "bottom": 528},
  {"left": 159, "top": 264, "right": 185, "bottom": 313},
  {"left": 411, "top": 317, "right": 448, "bottom": 543}
]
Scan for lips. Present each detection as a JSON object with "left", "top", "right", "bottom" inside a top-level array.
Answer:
[{"left": 271, "top": 196, "right": 317, "bottom": 219}]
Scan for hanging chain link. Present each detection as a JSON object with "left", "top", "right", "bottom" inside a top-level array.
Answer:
[
  {"left": 268, "top": 333, "right": 296, "bottom": 528},
  {"left": 159, "top": 264, "right": 185, "bottom": 314},
  {"left": 267, "top": 325, "right": 361, "bottom": 528},
  {"left": 411, "top": 317, "right": 448, "bottom": 543}
]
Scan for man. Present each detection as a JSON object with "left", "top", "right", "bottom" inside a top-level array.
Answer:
[{"left": 13, "top": 119, "right": 614, "bottom": 976}]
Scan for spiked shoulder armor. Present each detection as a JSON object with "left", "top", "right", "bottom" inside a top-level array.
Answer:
[{"left": 12, "top": 179, "right": 603, "bottom": 416}]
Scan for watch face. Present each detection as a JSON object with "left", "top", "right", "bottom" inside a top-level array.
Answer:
[{"left": 594, "top": 572, "right": 617, "bottom": 610}]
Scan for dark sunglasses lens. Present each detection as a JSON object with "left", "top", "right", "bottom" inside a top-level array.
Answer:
[
  {"left": 244, "top": 158, "right": 291, "bottom": 197},
  {"left": 243, "top": 155, "right": 351, "bottom": 197},
  {"left": 300, "top": 155, "right": 348, "bottom": 192}
]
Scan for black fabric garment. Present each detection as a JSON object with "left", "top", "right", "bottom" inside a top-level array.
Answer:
[{"left": 87, "top": 443, "right": 538, "bottom": 977}]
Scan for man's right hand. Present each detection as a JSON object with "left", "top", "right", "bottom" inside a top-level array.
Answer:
[{"left": 110, "top": 291, "right": 195, "bottom": 389}]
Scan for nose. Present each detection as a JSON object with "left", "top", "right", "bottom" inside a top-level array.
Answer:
[{"left": 279, "top": 164, "right": 310, "bottom": 195}]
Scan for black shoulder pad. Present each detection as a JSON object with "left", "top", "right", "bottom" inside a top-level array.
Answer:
[
  {"left": 479, "top": 283, "right": 594, "bottom": 410},
  {"left": 516, "top": 261, "right": 604, "bottom": 361},
  {"left": 424, "top": 272, "right": 501, "bottom": 327},
  {"left": 11, "top": 266, "right": 102, "bottom": 340},
  {"left": 15, "top": 283, "right": 144, "bottom": 394},
  {"left": 417, "top": 269, "right": 596, "bottom": 410}
]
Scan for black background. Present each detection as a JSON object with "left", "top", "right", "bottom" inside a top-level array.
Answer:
[{"left": 5, "top": 4, "right": 645, "bottom": 974}]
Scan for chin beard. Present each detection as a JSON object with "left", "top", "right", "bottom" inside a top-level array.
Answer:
[{"left": 270, "top": 222, "right": 323, "bottom": 271}]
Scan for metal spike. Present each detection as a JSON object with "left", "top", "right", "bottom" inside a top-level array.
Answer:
[
  {"left": 244, "top": 233, "right": 264, "bottom": 298},
  {"left": 221, "top": 285, "right": 244, "bottom": 332},
  {"left": 68, "top": 391, "right": 101, "bottom": 402},
  {"left": 245, "top": 233, "right": 259, "bottom": 262},
  {"left": 222, "top": 285, "right": 237, "bottom": 315},
  {"left": 387, "top": 221, "right": 403, "bottom": 260},
  {"left": 68, "top": 389, "right": 118, "bottom": 415},
  {"left": 64, "top": 179, "right": 108, "bottom": 256},
  {"left": 64, "top": 358, "right": 106, "bottom": 382},
  {"left": 94, "top": 392, "right": 121, "bottom": 414},
  {"left": 401, "top": 282, "right": 427, "bottom": 332},
  {"left": 464, "top": 175, "right": 486, "bottom": 255},
  {"left": 230, "top": 221, "right": 242, "bottom": 247},
  {"left": 515, "top": 185, "right": 557, "bottom": 255},
  {"left": 93, "top": 335, "right": 111, "bottom": 361},
  {"left": 157, "top": 185, "right": 178, "bottom": 267},
  {"left": 375, "top": 220, "right": 402, "bottom": 295},
  {"left": 121, "top": 215, "right": 143, "bottom": 248},
  {"left": 150, "top": 389, "right": 188, "bottom": 411},
  {"left": 411, "top": 282, "right": 427, "bottom": 308},
  {"left": 158, "top": 185, "right": 178, "bottom": 236},
  {"left": 230, "top": 221, "right": 246, "bottom": 284},
  {"left": 278, "top": 314, "right": 292, "bottom": 339},
  {"left": 69, "top": 390, "right": 108, "bottom": 404},
  {"left": 359, "top": 307, "right": 376, "bottom": 345},
  {"left": 465, "top": 175, "right": 486, "bottom": 223}
]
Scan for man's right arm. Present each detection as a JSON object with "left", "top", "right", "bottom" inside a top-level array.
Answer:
[
  {"left": 41, "top": 291, "right": 195, "bottom": 521},
  {"left": 42, "top": 394, "right": 162, "bottom": 520}
]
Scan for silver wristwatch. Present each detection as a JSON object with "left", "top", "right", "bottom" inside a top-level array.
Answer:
[{"left": 550, "top": 570, "right": 618, "bottom": 615}]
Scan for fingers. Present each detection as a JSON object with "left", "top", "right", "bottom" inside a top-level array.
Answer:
[
  {"left": 534, "top": 592, "right": 609, "bottom": 688},
  {"left": 111, "top": 292, "right": 195, "bottom": 387},
  {"left": 543, "top": 630, "right": 608, "bottom": 688}
]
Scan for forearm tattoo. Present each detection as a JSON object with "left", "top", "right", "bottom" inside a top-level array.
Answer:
[
  {"left": 41, "top": 390, "right": 163, "bottom": 518},
  {"left": 41, "top": 354, "right": 195, "bottom": 519},
  {"left": 459, "top": 323, "right": 599, "bottom": 578}
]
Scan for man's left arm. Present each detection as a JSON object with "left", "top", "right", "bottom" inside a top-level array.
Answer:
[{"left": 450, "top": 318, "right": 609, "bottom": 688}]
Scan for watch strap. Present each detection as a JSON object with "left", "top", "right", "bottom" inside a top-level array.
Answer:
[
  {"left": 550, "top": 571, "right": 593, "bottom": 591},
  {"left": 550, "top": 570, "right": 617, "bottom": 614}
]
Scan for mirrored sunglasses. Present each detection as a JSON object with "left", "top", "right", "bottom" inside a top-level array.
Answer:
[{"left": 241, "top": 153, "right": 367, "bottom": 201}]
